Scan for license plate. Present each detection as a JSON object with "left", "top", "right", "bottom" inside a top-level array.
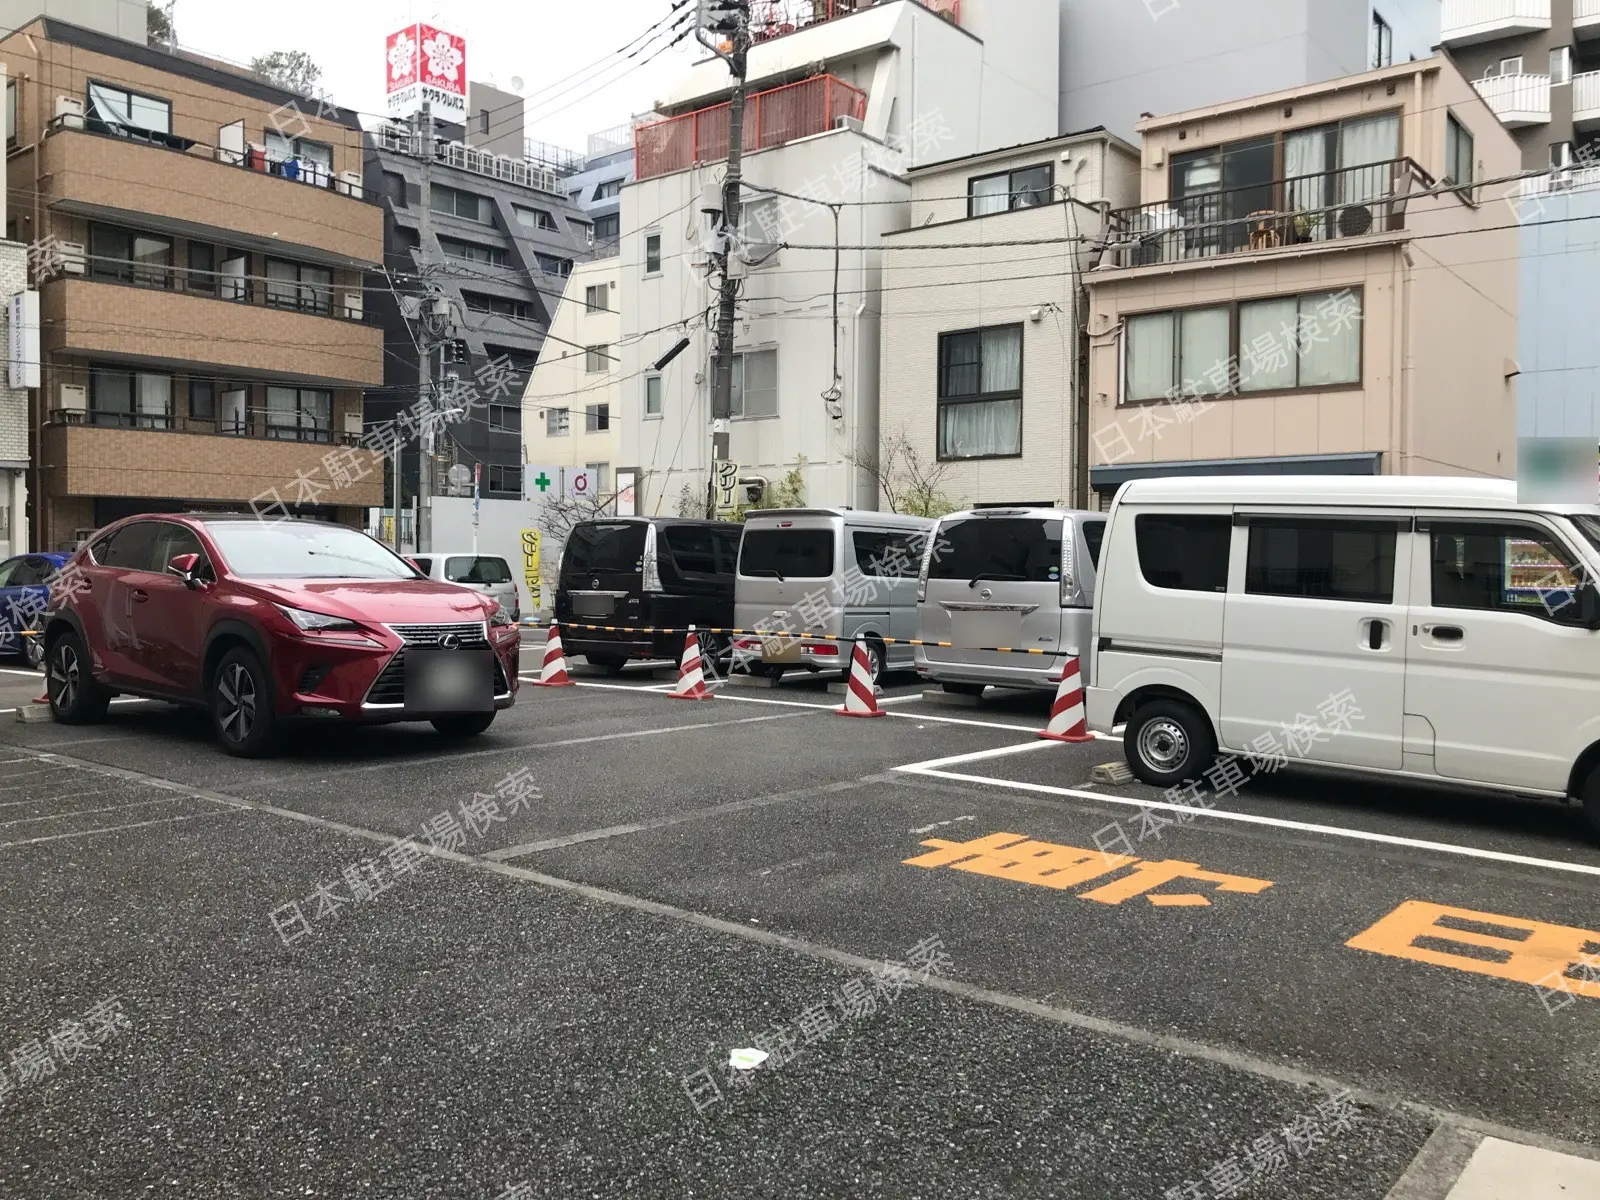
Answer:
[
  {"left": 952, "top": 612, "right": 1022, "bottom": 650},
  {"left": 572, "top": 593, "right": 616, "bottom": 618},
  {"left": 404, "top": 648, "right": 494, "bottom": 713}
]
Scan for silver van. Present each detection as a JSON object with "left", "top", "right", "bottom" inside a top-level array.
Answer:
[
  {"left": 915, "top": 507, "right": 1106, "bottom": 694},
  {"left": 734, "top": 508, "right": 935, "bottom": 683},
  {"left": 411, "top": 552, "right": 521, "bottom": 620}
]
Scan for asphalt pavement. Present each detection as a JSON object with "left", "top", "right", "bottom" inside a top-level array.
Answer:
[{"left": 0, "top": 639, "right": 1595, "bottom": 1199}]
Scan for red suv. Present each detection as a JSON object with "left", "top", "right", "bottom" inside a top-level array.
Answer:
[{"left": 40, "top": 515, "right": 520, "bottom": 756}]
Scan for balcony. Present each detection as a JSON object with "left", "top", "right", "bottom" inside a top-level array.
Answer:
[
  {"left": 1102, "top": 158, "right": 1429, "bottom": 270},
  {"left": 749, "top": 0, "right": 959, "bottom": 43},
  {"left": 1472, "top": 72, "right": 1551, "bottom": 126},
  {"left": 40, "top": 126, "right": 382, "bottom": 266},
  {"left": 41, "top": 421, "right": 384, "bottom": 508},
  {"left": 1440, "top": 0, "right": 1550, "bottom": 46},
  {"left": 1576, "top": 71, "right": 1600, "bottom": 128},
  {"left": 40, "top": 277, "right": 384, "bottom": 388},
  {"left": 1576, "top": 0, "right": 1600, "bottom": 38},
  {"left": 374, "top": 125, "right": 566, "bottom": 196},
  {"left": 634, "top": 74, "right": 868, "bottom": 181}
]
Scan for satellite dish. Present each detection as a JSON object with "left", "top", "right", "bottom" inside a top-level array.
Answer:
[
  {"left": 510, "top": 76, "right": 525, "bottom": 93},
  {"left": 447, "top": 464, "right": 472, "bottom": 488}
]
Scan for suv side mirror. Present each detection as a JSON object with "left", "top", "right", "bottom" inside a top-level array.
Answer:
[{"left": 168, "top": 552, "right": 202, "bottom": 589}]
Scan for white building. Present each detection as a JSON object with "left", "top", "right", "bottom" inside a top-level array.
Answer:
[
  {"left": 878, "top": 129, "right": 1138, "bottom": 510},
  {"left": 618, "top": 0, "right": 1063, "bottom": 515}
]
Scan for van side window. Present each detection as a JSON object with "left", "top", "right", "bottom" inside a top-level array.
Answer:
[
  {"left": 1134, "top": 514, "right": 1230, "bottom": 592},
  {"left": 1082, "top": 521, "right": 1106, "bottom": 569},
  {"left": 1245, "top": 519, "right": 1396, "bottom": 604},
  {"left": 854, "top": 531, "right": 920, "bottom": 577},
  {"left": 1429, "top": 524, "right": 1586, "bottom": 620}
]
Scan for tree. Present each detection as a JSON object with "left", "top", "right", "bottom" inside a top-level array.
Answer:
[
  {"left": 850, "top": 431, "right": 963, "bottom": 518},
  {"left": 250, "top": 50, "right": 323, "bottom": 97},
  {"left": 146, "top": 2, "right": 174, "bottom": 45}
]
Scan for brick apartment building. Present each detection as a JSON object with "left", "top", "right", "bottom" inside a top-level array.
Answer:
[{"left": 1, "top": 17, "right": 385, "bottom": 551}]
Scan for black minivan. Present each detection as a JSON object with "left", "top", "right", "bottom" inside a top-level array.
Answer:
[{"left": 556, "top": 517, "right": 743, "bottom": 669}]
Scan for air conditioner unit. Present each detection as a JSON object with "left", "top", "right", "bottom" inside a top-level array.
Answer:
[
  {"left": 58, "top": 242, "right": 86, "bottom": 275},
  {"left": 343, "top": 411, "right": 363, "bottom": 436},
  {"left": 56, "top": 385, "right": 87, "bottom": 422},
  {"left": 337, "top": 171, "right": 363, "bottom": 199},
  {"left": 342, "top": 290, "right": 363, "bottom": 320},
  {"left": 55, "top": 96, "right": 84, "bottom": 129}
]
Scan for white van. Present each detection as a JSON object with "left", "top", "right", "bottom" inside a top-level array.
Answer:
[
  {"left": 916, "top": 507, "right": 1106, "bottom": 695},
  {"left": 1085, "top": 476, "right": 1600, "bottom": 835},
  {"left": 734, "top": 509, "right": 935, "bottom": 682}
]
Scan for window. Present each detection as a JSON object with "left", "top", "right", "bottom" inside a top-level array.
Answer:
[
  {"left": 483, "top": 345, "right": 539, "bottom": 376},
  {"left": 382, "top": 171, "right": 407, "bottom": 207},
  {"left": 1239, "top": 292, "right": 1361, "bottom": 391},
  {"left": 1083, "top": 520, "right": 1106, "bottom": 568},
  {"left": 151, "top": 524, "right": 207, "bottom": 577},
  {"left": 1429, "top": 524, "right": 1587, "bottom": 620},
  {"left": 644, "top": 375, "right": 663, "bottom": 418},
  {"left": 96, "top": 521, "right": 160, "bottom": 571},
  {"left": 1500, "top": 56, "right": 1524, "bottom": 76},
  {"left": 586, "top": 463, "right": 611, "bottom": 496},
  {"left": 446, "top": 555, "right": 513, "bottom": 584},
  {"left": 462, "top": 292, "right": 534, "bottom": 320},
  {"left": 189, "top": 379, "right": 215, "bottom": 421},
  {"left": 1551, "top": 141, "right": 1574, "bottom": 171},
  {"left": 854, "top": 531, "right": 922, "bottom": 577},
  {"left": 89, "top": 225, "right": 173, "bottom": 288},
  {"left": 1134, "top": 514, "right": 1231, "bottom": 592},
  {"left": 740, "top": 529, "right": 835, "bottom": 579},
  {"left": 439, "top": 237, "right": 510, "bottom": 268},
  {"left": 546, "top": 407, "right": 570, "bottom": 436},
  {"left": 571, "top": 219, "right": 594, "bottom": 245},
  {"left": 86, "top": 81, "right": 171, "bottom": 135},
  {"left": 1370, "top": 12, "right": 1392, "bottom": 70},
  {"left": 263, "top": 129, "right": 332, "bottom": 180},
  {"left": 741, "top": 197, "right": 782, "bottom": 261},
  {"left": 265, "top": 258, "right": 333, "bottom": 315},
  {"left": 593, "top": 214, "right": 620, "bottom": 243},
  {"left": 90, "top": 368, "right": 173, "bottom": 430},
  {"left": 1125, "top": 307, "right": 1229, "bottom": 402},
  {"left": 535, "top": 253, "right": 572, "bottom": 277},
  {"left": 204, "top": 521, "right": 415, "bottom": 580},
  {"left": 430, "top": 184, "right": 490, "bottom": 223},
  {"left": 731, "top": 349, "right": 778, "bottom": 419},
  {"left": 186, "top": 242, "right": 215, "bottom": 295},
  {"left": 663, "top": 526, "right": 739, "bottom": 576},
  {"left": 562, "top": 522, "right": 646, "bottom": 576},
  {"left": 928, "top": 517, "right": 1061, "bottom": 583},
  {"left": 586, "top": 403, "right": 610, "bottom": 432},
  {"left": 585, "top": 284, "right": 609, "bottom": 313},
  {"left": 264, "top": 387, "right": 332, "bottom": 442},
  {"left": 967, "top": 164, "right": 1054, "bottom": 217},
  {"left": 513, "top": 205, "right": 558, "bottom": 232},
  {"left": 595, "top": 179, "right": 623, "bottom": 200},
  {"left": 1245, "top": 518, "right": 1397, "bottom": 603},
  {"left": 489, "top": 404, "right": 520, "bottom": 434},
  {"left": 586, "top": 345, "right": 611, "bottom": 374},
  {"left": 1445, "top": 114, "right": 1474, "bottom": 187},
  {"left": 478, "top": 109, "right": 491, "bottom": 136},
  {"left": 936, "top": 325, "right": 1023, "bottom": 458},
  {"left": 487, "top": 465, "right": 522, "bottom": 496},
  {"left": 6, "top": 81, "right": 15, "bottom": 146},
  {"left": 644, "top": 233, "right": 662, "bottom": 274},
  {"left": 1551, "top": 45, "right": 1573, "bottom": 86}
]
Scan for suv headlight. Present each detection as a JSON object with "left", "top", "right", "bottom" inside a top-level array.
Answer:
[{"left": 276, "top": 604, "right": 361, "bottom": 633}]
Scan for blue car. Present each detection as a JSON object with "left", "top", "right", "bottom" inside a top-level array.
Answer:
[{"left": 0, "top": 552, "right": 70, "bottom": 667}]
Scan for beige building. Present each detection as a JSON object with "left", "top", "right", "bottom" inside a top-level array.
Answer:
[
  {"left": 879, "top": 130, "right": 1138, "bottom": 509},
  {"left": 1085, "top": 57, "right": 1521, "bottom": 508},
  {"left": 521, "top": 257, "right": 621, "bottom": 503}
]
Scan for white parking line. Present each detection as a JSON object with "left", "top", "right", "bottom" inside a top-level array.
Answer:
[
  {"left": 893, "top": 743, "right": 1600, "bottom": 880},
  {"left": 0, "top": 795, "right": 189, "bottom": 827},
  {"left": 0, "top": 807, "right": 246, "bottom": 850}
]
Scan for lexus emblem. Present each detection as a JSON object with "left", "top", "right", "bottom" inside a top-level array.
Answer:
[{"left": 439, "top": 633, "right": 463, "bottom": 651}]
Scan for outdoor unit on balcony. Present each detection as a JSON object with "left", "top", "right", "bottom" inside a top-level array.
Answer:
[
  {"left": 343, "top": 411, "right": 363, "bottom": 442},
  {"left": 337, "top": 171, "right": 363, "bottom": 198},
  {"left": 56, "top": 385, "right": 87, "bottom": 423},
  {"left": 54, "top": 96, "right": 84, "bottom": 130},
  {"left": 58, "top": 242, "right": 86, "bottom": 275},
  {"left": 343, "top": 290, "right": 363, "bottom": 320}
]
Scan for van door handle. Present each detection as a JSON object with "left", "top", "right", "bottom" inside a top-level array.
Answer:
[
  {"left": 1366, "top": 619, "right": 1386, "bottom": 650},
  {"left": 1429, "top": 625, "right": 1464, "bottom": 642}
]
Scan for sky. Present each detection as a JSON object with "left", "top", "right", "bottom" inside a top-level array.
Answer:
[{"left": 172, "top": 0, "right": 705, "bottom": 154}]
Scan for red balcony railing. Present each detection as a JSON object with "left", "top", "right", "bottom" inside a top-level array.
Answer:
[
  {"left": 749, "top": 0, "right": 960, "bottom": 42},
  {"left": 635, "top": 74, "right": 868, "bottom": 181}
]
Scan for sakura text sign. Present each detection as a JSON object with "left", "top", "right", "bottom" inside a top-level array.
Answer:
[{"left": 385, "top": 24, "right": 467, "bottom": 123}]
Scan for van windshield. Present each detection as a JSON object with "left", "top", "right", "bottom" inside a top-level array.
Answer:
[
  {"left": 929, "top": 517, "right": 1062, "bottom": 583},
  {"left": 564, "top": 523, "right": 647, "bottom": 576},
  {"left": 740, "top": 529, "right": 835, "bottom": 579},
  {"left": 445, "top": 556, "right": 512, "bottom": 584}
]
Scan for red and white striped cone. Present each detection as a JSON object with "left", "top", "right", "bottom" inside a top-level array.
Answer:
[
  {"left": 1038, "top": 657, "right": 1094, "bottom": 743},
  {"left": 667, "top": 628, "right": 714, "bottom": 701},
  {"left": 531, "top": 623, "right": 574, "bottom": 688},
  {"left": 834, "top": 641, "right": 885, "bottom": 718}
]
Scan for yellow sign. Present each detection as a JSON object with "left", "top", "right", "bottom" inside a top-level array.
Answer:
[
  {"left": 520, "top": 528, "right": 541, "bottom": 606},
  {"left": 903, "top": 832, "right": 1273, "bottom": 907},
  {"left": 1347, "top": 900, "right": 1600, "bottom": 999}
]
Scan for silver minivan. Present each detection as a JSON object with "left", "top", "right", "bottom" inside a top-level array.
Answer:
[
  {"left": 411, "top": 552, "right": 521, "bottom": 620},
  {"left": 915, "top": 507, "right": 1106, "bottom": 694},
  {"left": 734, "top": 508, "right": 935, "bottom": 682}
]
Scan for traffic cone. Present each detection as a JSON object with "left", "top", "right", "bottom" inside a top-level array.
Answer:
[
  {"left": 834, "top": 641, "right": 885, "bottom": 718},
  {"left": 531, "top": 622, "right": 574, "bottom": 687},
  {"left": 667, "top": 628, "right": 714, "bottom": 700},
  {"left": 1038, "top": 657, "right": 1094, "bottom": 743}
]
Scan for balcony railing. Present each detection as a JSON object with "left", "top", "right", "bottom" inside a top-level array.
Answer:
[
  {"left": 1578, "top": 0, "right": 1600, "bottom": 34},
  {"left": 749, "top": 0, "right": 959, "bottom": 43},
  {"left": 376, "top": 125, "right": 563, "bottom": 195},
  {"left": 1103, "top": 158, "right": 1430, "bottom": 269},
  {"left": 48, "top": 407, "right": 358, "bottom": 446},
  {"left": 65, "top": 255, "right": 370, "bottom": 323},
  {"left": 1441, "top": 0, "right": 1551, "bottom": 45},
  {"left": 635, "top": 74, "right": 868, "bottom": 181},
  {"left": 1473, "top": 72, "right": 1552, "bottom": 126},
  {"left": 1575, "top": 70, "right": 1600, "bottom": 125}
]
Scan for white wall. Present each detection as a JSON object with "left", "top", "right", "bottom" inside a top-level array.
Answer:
[
  {"left": 523, "top": 258, "right": 622, "bottom": 486},
  {"left": 428, "top": 496, "right": 543, "bottom": 612}
]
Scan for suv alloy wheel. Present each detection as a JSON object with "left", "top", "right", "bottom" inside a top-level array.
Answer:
[
  {"left": 48, "top": 630, "right": 109, "bottom": 725},
  {"left": 211, "top": 646, "right": 279, "bottom": 757}
]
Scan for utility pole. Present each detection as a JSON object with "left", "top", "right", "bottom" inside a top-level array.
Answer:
[
  {"left": 415, "top": 99, "right": 435, "bottom": 554},
  {"left": 698, "top": 0, "right": 751, "bottom": 517}
]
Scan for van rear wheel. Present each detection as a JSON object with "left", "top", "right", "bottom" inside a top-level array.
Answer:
[
  {"left": 1581, "top": 766, "right": 1600, "bottom": 839},
  {"left": 1125, "top": 699, "right": 1216, "bottom": 788}
]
